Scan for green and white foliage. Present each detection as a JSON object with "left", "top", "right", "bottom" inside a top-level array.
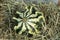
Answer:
[{"left": 13, "top": 5, "right": 45, "bottom": 35}]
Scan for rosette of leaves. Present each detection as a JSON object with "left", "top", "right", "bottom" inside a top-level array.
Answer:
[{"left": 13, "top": 5, "right": 45, "bottom": 35}]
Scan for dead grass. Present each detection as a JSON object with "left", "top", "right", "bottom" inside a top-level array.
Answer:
[{"left": 0, "top": 0, "right": 60, "bottom": 40}]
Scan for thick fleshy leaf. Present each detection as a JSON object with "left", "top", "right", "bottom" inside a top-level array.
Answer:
[
  {"left": 14, "top": 22, "right": 23, "bottom": 30},
  {"left": 19, "top": 23, "right": 26, "bottom": 34},
  {"left": 13, "top": 17, "right": 22, "bottom": 22},
  {"left": 16, "top": 11, "right": 23, "bottom": 18}
]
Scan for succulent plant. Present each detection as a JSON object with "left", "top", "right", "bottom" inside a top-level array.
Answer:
[{"left": 13, "top": 5, "right": 45, "bottom": 35}]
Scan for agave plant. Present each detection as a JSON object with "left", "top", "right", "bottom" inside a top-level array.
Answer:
[{"left": 13, "top": 5, "right": 45, "bottom": 35}]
